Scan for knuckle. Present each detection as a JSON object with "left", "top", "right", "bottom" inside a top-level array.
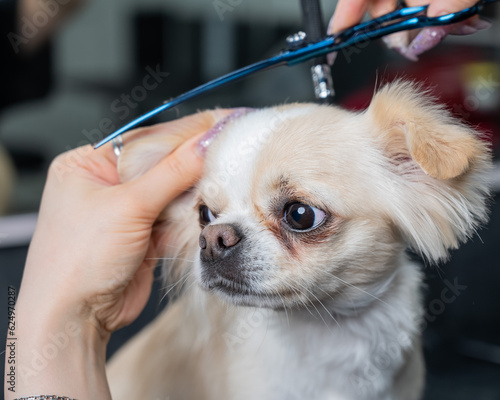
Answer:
[{"left": 165, "top": 153, "right": 188, "bottom": 177}]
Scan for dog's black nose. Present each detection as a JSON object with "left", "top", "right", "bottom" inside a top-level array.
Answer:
[{"left": 199, "top": 224, "right": 242, "bottom": 261}]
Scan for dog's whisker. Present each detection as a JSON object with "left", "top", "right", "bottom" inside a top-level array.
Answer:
[
  {"left": 282, "top": 281, "right": 319, "bottom": 320},
  {"left": 293, "top": 280, "right": 340, "bottom": 329},
  {"left": 314, "top": 285, "right": 337, "bottom": 304},
  {"left": 320, "top": 270, "right": 390, "bottom": 307},
  {"left": 159, "top": 269, "right": 193, "bottom": 290},
  {"left": 159, "top": 272, "right": 193, "bottom": 304},
  {"left": 183, "top": 277, "right": 198, "bottom": 293},
  {"left": 274, "top": 289, "right": 290, "bottom": 327}
]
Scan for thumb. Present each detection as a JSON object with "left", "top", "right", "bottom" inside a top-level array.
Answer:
[{"left": 124, "top": 132, "right": 205, "bottom": 215}]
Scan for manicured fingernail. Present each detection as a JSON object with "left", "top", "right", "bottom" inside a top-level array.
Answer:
[
  {"left": 195, "top": 108, "right": 254, "bottom": 157},
  {"left": 404, "top": 27, "right": 448, "bottom": 61},
  {"left": 382, "top": 32, "right": 410, "bottom": 50},
  {"left": 448, "top": 18, "right": 492, "bottom": 35},
  {"left": 327, "top": 15, "right": 335, "bottom": 35},
  {"left": 469, "top": 17, "right": 491, "bottom": 31},
  {"left": 327, "top": 52, "right": 337, "bottom": 66}
]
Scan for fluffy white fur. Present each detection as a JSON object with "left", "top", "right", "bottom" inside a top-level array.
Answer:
[{"left": 107, "top": 81, "right": 491, "bottom": 400}]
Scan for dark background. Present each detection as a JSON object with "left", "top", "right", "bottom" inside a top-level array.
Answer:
[{"left": 1, "top": 0, "right": 500, "bottom": 398}]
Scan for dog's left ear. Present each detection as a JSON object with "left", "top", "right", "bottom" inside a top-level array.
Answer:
[
  {"left": 116, "top": 110, "right": 229, "bottom": 300},
  {"left": 367, "top": 80, "right": 491, "bottom": 262},
  {"left": 368, "top": 80, "right": 486, "bottom": 180}
]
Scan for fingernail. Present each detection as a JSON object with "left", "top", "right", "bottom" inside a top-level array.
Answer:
[
  {"left": 468, "top": 17, "right": 491, "bottom": 31},
  {"left": 327, "top": 15, "right": 335, "bottom": 35},
  {"left": 382, "top": 32, "right": 410, "bottom": 50},
  {"left": 327, "top": 52, "right": 337, "bottom": 66},
  {"left": 404, "top": 27, "right": 448, "bottom": 61},
  {"left": 448, "top": 17, "right": 492, "bottom": 35},
  {"left": 195, "top": 108, "right": 254, "bottom": 157}
]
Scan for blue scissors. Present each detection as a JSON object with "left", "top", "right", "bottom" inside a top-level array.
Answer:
[{"left": 95, "top": 0, "right": 497, "bottom": 149}]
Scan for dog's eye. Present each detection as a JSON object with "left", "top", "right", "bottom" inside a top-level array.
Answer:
[
  {"left": 199, "top": 205, "right": 216, "bottom": 225},
  {"left": 284, "top": 202, "right": 326, "bottom": 231}
]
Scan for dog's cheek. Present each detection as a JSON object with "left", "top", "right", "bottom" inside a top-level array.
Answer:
[{"left": 155, "top": 191, "right": 201, "bottom": 293}]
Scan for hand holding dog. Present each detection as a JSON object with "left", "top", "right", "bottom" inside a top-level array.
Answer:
[{"left": 7, "top": 111, "right": 230, "bottom": 400}]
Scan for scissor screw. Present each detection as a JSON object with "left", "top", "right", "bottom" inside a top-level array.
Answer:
[{"left": 286, "top": 31, "right": 307, "bottom": 49}]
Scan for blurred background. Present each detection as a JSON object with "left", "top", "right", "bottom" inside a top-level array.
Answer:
[{"left": 1, "top": 0, "right": 499, "bottom": 398}]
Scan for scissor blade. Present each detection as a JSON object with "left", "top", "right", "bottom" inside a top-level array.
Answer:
[
  {"left": 94, "top": 57, "right": 287, "bottom": 148},
  {"left": 95, "top": 1, "right": 488, "bottom": 149}
]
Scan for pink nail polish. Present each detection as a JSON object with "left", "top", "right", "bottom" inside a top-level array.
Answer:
[
  {"left": 468, "top": 18, "right": 492, "bottom": 31},
  {"left": 403, "top": 27, "right": 448, "bottom": 61},
  {"left": 326, "top": 15, "right": 335, "bottom": 36},
  {"left": 448, "top": 18, "right": 491, "bottom": 35},
  {"left": 382, "top": 32, "right": 410, "bottom": 50},
  {"left": 195, "top": 108, "right": 254, "bottom": 157},
  {"left": 327, "top": 52, "right": 337, "bottom": 66}
]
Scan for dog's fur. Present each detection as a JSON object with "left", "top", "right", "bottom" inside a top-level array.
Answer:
[{"left": 107, "top": 81, "right": 491, "bottom": 400}]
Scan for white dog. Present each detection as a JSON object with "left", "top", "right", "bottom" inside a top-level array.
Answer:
[{"left": 107, "top": 81, "right": 491, "bottom": 400}]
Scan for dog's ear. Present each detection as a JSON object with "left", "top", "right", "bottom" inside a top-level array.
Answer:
[
  {"left": 367, "top": 80, "right": 491, "bottom": 262},
  {"left": 117, "top": 110, "right": 226, "bottom": 183},
  {"left": 368, "top": 80, "right": 486, "bottom": 180},
  {"left": 117, "top": 110, "right": 227, "bottom": 301}
]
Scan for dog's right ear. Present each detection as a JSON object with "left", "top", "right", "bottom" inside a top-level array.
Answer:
[{"left": 117, "top": 110, "right": 226, "bottom": 183}]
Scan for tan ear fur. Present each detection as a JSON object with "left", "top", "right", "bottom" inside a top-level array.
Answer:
[
  {"left": 369, "top": 80, "right": 487, "bottom": 180},
  {"left": 117, "top": 110, "right": 225, "bottom": 183}
]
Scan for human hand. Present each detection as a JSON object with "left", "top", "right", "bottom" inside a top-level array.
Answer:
[
  {"left": 7, "top": 110, "right": 230, "bottom": 399},
  {"left": 328, "top": 0, "right": 490, "bottom": 61}
]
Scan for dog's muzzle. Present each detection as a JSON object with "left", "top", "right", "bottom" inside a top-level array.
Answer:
[
  {"left": 199, "top": 224, "right": 246, "bottom": 282},
  {"left": 199, "top": 223, "right": 242, "bottom": 261}
]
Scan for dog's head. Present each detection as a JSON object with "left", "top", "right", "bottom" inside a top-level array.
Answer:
[{"left": 118, "top": 81, "right": 491, "bottom": 311}]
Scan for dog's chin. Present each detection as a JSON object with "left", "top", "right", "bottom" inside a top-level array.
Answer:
[{"left": 197, "top": 273, "right": 291, "bottom": 309}]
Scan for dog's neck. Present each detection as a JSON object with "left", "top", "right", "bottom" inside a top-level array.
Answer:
[{"left": 200, "top": 260, "right": 423, "bottom": 399}]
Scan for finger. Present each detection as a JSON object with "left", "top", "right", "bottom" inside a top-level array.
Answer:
[
  {"left": 426, "top": 0, "right": 478, "bottom": 16},
  {"left": 124, "top": 132, "right": 206, "bottom": 215},
  {"left": 404, "top": 0, "right": 427, "bottom": 5},
  {"left": 92, "top": 110, "right": 232, "bottom": 165},
  {"left": 125, "top": 109, "right": 233, "bottom": 145},
  {"left": 327, "top": 0, "right": 368, "bottom": 34},
  {"left": 398, "top": 0, "right": 484, "bottom": 61},
  {"left": 368, "top": 0, "right": 398, "bottom": 18},
  {"left": 70, "top": 110, "right": 232, "bottom": 186}
]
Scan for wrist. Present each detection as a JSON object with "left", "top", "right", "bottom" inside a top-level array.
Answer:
[{"left": 5, "top": 303, "right": 111, "bottom": 400}]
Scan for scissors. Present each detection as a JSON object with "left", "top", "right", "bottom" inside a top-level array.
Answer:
[{"left": 95, "top": 0, "right": 497, "bottom": 149}]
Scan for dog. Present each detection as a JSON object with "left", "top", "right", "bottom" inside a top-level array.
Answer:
[{"left": 107, "top": 81, "right": 491, "bottom": 400}]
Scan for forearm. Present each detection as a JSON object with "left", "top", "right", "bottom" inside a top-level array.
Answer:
[{"left": 4, "top": 300, "right": 111, "bottom": 400}]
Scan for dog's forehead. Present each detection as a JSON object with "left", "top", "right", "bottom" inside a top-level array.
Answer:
[
  {"left": 199, "top": 104, "right": 376, "bottom": 214},
  {"left": 200, "top": 106, "right": 315, "bottom": 205}
]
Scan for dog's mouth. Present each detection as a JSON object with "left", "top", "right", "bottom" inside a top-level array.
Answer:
[
  {"left": 199, "top": 272, "right": 294, "bottom": 308},
  {"left": 205, "top": 275, "right": 256, "bottom": 296}
]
